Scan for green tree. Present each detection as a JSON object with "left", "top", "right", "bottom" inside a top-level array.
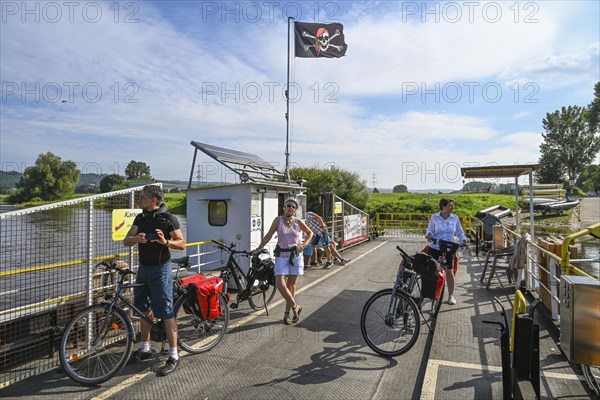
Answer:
[
  {"left": 372, "top": 187, "right": 380, "bottom": 193},
  {"left": 100, "top": 174, "right": 127, "bottom": 193},
  {"left": 575, "top": 164, "right": 600, "bottom": 192},
  {"left": 462, "top": 181, "right": 496, "bottom": 192},
  {"left": 125, "top": 161, "right": 152, "bottom": 182},
  {"left": 536, "top": 150, "right": 566, "bottom": 184},
  {"left": 587, "top": 81, "right": 600, "bottom": 134},
  {"left": 9, "top": 152, "right": 80, "bottom": 202},
  {"left": 290, "top": 166, "right": 369, "bottom": 212},
  {"left": 538, "top": 105, "right": 600, "bottom": 184},
  {"left": 392, "top": 184, "right": 408, "bottom": 193}
]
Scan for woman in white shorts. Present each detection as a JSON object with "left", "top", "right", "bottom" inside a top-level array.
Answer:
[{"left": 252, "top": 197, "right": 313, "bottom": 325}]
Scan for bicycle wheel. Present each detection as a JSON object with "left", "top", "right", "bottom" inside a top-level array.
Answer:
[
  {"left": 176, "top": 293, "right": 229, "bottom": 354},
  {"left": 582, "top": 364, "right": 600, "bottom": 397},
  {"left": 59, "top": 304, "right": 133, "bottom": 385},
  {"left": 360, "top": 288, "right": 421, "bottom": 357},
  {"left": 248, "top": 280, "right": 277, "bottom": 310}
]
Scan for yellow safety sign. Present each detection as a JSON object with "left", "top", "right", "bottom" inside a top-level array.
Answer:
[{"left": 112, "top": 209, "right": 141, "bottom": 241}]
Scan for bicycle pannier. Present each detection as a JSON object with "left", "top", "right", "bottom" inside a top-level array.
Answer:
[
  {"left": 180, "top": 274, "right": 205, "bottom": 315},
  {"left": 251, "top": 254, "right": 275, "bottom": 285},
  {"left": 184, "top": 276, "right": 224, "bottom": 320},
  {"left": 412, "top": 252, "right": 440, "bottom": 277}
]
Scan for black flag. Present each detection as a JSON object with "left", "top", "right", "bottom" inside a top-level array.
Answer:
[{"left": 294, "top": 22, "right": 347, "bottom": 58}]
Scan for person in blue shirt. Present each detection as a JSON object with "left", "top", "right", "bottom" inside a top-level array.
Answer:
[{"left": 425, "top": 198, "right": 468, "bottom": 305}]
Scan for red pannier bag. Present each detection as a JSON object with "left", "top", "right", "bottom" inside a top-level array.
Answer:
[
  {"left": 434, "top": 269, "right": 445, "bottom": 301},
  {"left": 181, "top": 275, "right": 224, "bottom": 320}
]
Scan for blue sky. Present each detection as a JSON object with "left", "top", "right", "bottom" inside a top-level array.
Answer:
[{"left": 1, "top": 1, "right": 599, "bottom": 190}]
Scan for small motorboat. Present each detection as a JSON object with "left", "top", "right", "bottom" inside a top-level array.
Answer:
[
  {"left": 541, "top": 199, "right": 581, "bottom": 215},
  {"left": 518, "top": 197, "right": 559, "bottom": 211}
]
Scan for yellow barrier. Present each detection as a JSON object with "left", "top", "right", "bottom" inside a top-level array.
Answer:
[
  {"left": 511, "top": 289, "right": 528, "bottom": 352},
  {"left": 561, "top": 223, "right": 600, "bottom": 274},
  {"left": 373, "top": 212, "right": 473, "bottom": 235}
]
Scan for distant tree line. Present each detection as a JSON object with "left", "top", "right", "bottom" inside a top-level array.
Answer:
[{"left": 7, "top": 152, "right": 154, "bottom": 203}]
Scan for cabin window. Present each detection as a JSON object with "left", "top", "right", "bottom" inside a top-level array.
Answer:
[{"left": 208, "top": 200, "right": 227, "bottom": 226}]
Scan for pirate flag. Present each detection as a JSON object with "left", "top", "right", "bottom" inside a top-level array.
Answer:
[{"left": 294, "top": 22, "right": 347, "bottom": 58}]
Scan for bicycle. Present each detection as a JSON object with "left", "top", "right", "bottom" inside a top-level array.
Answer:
[
  {"left": 211, "top": 240, "right": 277, "bottom": 313},
  {"left": 59, "top": 256, "right": 229, "bottom": 385},
  {"left": 360, "top": 245, "right": 443, "bottom": 357}
]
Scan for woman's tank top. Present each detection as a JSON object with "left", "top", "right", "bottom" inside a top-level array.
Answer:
[{"left": 277, "top": 216, "right": 301, "bottom": 249}]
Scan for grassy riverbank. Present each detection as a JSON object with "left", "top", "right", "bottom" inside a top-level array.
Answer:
[
  {"left": 365, "top": 193, "right": 517, "bottom": 217},
  {"left": 3, "top": 192, "right": 575, "bottom": 226}
]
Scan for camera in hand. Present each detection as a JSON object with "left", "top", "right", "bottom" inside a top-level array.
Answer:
[{"left": 145, "top": 232, "right": 159, "bottom": 241}]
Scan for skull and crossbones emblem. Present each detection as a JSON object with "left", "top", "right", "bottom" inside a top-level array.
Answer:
[{"left": 302, "top": 28, "right": 344, "bottom": 54}]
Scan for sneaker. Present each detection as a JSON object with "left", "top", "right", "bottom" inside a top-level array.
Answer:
[
  {"left": 128, "top": 349, "right": 153, "bottom": 364},
  {"left": 340, "top": 258, "right": 351, "bottom": 265},
  {"left": 310, "top": 261, "right": 318, "bottom": 266},
  {"left": 448, "top": 295, "right": 457, "bottom": 305},
  {"left": 323, "top": 261, "right": 333, "bottom": 269},
  {"left": 159, "top": 357, "right": 179, "bottom": 376}
]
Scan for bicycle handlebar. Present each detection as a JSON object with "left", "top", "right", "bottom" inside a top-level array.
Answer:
[
  {"left": 95, "top": 261, "right": 135, "bottom": 276},
  {"left": 428, "top": 238, "right": 465, "bottom": 255},
  {"left": 211, "top": 240, "right": 252, "bottom": 256},
  {"left": 395, "top": 245, "right": 411, "bottom": 261}
]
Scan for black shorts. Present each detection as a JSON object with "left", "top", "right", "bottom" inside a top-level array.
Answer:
[{"left": 426, "top": 246, "right": 454, "bottom": 269}]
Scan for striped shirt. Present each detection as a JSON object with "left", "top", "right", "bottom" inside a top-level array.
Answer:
[{"left": 305, "top": 211, "right": 324, "bottom": 235}]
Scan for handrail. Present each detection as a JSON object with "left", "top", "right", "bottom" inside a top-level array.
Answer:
[
  {"left": 503, "top": 225, "right": 597, "bottom": 281},
  {"left": 561, "top": 223, "right": 600, "bottom": 273},
  {"left": 372, "top": 212, "right": 474, "bottom": 235},
  {"left": 0, "top": 240, "right": 216, "bottom": 278}
]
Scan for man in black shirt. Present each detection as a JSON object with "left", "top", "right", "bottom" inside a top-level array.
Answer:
[{"left": 124, "top": 185, "right": 185, "bottom": 376}]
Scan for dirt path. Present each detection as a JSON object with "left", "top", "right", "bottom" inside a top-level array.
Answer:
[{"left": 571, "top": 196, "right": 600, "bottom": 229}]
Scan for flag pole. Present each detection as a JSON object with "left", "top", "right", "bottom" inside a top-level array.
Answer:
[{"left": 284, "top": 16, "right": 292, "bottom": 182}]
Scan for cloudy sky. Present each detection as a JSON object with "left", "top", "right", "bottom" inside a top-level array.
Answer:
[{"left": 1, "top": 1, "right": 598, "bottom": 190}]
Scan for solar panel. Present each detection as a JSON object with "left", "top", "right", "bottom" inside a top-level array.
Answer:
[{"left": 190, "top": 141, "right": 283, "bottom": 182}]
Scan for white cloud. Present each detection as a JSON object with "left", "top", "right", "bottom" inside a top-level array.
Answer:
[{"left": 0, "top": 1, "right": 597, "bottom": 189}]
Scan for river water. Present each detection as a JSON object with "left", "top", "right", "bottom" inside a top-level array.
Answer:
[{"left": 0, "top": 207, "right": 187, "bottom": 313}]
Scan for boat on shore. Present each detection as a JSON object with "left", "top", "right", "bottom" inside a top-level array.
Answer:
[
  {"left": 518, "top": 197, "right": 559, "bottom": 210},
  {"left": 541, "top": 199, "right": 581, "bottom": 215}
]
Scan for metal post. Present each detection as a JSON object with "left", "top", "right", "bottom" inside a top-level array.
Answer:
[
  {"left": 528, "top": 171, "right": 535, "bottom": 290},
  {"left": 283, "top": 16, "right": 292, "bottom": 182},
  {"left": 188, "top": 147, "right": 198, "bottom": 189},
  {"left": 86, "top": 200, "right": 94, "bottom": 307},
  {"left": 549, "top": 258, "right": 559, "bottom": 320},
  {"left": 515, "top": 176, "right": 520, "bottom": 232},
  {"left": 529, "top": 171, "right": 535, "bottom": 241}
]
